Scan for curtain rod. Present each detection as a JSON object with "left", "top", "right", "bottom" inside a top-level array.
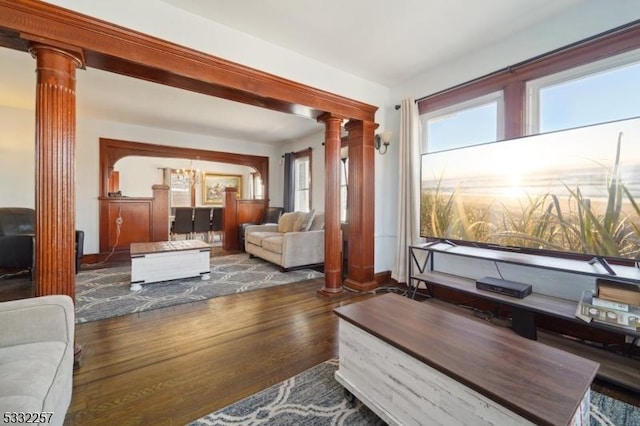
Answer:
[{"left": 281, "top": 147, "right": 312, "bottom": 157}]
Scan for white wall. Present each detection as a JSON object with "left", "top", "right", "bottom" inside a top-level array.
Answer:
[
  {"left": 0, "top": 106, "right": 34, "bottom": 208},
  {"left": 0, "top": 104, "right": 281, "bottom": 254},
  {"left": 373, "top": 105, "right": 401, "bottom": 273}
]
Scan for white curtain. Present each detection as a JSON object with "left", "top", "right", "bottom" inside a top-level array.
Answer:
[{"left": 391, "top": 98, "right": 422, "bottom": 283}]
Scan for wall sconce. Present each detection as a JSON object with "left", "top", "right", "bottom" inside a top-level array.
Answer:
[{"left": 374, "top": 131, "right": 392, "bottom": 155}]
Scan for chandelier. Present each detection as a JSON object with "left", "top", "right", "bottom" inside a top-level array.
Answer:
[{"left": 176, "top": 159, "right": 202, "bottom": 187}]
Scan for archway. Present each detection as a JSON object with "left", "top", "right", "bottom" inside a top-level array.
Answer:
[
  {"left": 0, "top": 1, "right": 378, "bottom": 293},
  {"left": 99, "top": 138, "right": 269, "bottom": 201}
]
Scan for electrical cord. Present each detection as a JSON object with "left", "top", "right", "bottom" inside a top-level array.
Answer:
[
  {"left": 0, "top": 269, "right": 30, "bottom": 280},
  {"left": 372, "top": 285, "right": 409, "bottom": 296},
  {"left": 84, "top": 196, "right": 123, "bottom": 268},
  {"left": 457, "top": 304, "right": 496, "bottom": 321},
  {"left": 343, "top": 284, "right": 412, "bottom": 297},
  {"left": 493, "top": 260, "right": 505, "bottom": 279}
]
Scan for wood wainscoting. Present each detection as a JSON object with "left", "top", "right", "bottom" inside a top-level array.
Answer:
[
  {"left": 98, "top": 185, "right": 169, "bottom": 258},
  {"left": 222, "top": 188, "right": 268, "bottom": 251}
]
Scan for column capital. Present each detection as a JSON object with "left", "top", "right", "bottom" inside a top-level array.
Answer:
[
  {"left": 27, "top": 39, "right": 86, "bottom": 69},
  {"left": 317, "top": 112, "right": 345, "bottom": 124},
  {"left": 344, "top": 119, "right": 378, "bottom": 133}
]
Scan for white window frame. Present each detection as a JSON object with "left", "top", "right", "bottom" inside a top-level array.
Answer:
[
  {"left": 294, "top": 153, "right": 311, "bottom": 212},
  {"left": 251, "top": 172, "right": 263, "bottom": 199},
  {"left": 340, "top": 145, "right": 349, "bottom": 222},
  {"left": 526, "top": 48, "right": 640, "bottom": 135},
  {"left": 420, "top": 91, "right": 505, "bottom": 153}
]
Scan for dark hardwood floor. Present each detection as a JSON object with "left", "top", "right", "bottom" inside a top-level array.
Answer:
[
  {"left": 1, "top": 256, "right": 638, "bottom": 424},
  {"left": 66, "top": 278, "right": 372, "bottom": 425}
]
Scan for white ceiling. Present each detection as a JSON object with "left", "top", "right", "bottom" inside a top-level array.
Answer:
[
  {"left": 0, "top": 0, "right": 584, "bottom": 144},
  {"left": 163, "top": 0, "right": 580, "bottom": 87}
]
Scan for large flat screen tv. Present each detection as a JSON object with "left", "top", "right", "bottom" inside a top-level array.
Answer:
[{"left": 420, "top": 116, "right": 640, "bottom": 264}]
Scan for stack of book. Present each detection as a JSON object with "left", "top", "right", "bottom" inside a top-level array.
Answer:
[{"left": 577, "top": 278, "right": 640, "bottom": 332}]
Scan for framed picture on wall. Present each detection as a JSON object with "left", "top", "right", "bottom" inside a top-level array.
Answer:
[{"left": 203, "top": 173, "right": 242, "bottom": 205}]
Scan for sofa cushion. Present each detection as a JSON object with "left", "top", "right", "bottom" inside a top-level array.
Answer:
[
  {"left": 295, "top": 210, "right": 315, "bottom": 232},
  {"left": 0, "top": 341, "right": 68, "bottom": 413},
  {"left": 278, "top": 212, "right": 300, "bottom": 233},
  {"left": 261, "top": 236, "right": 283, "bottom": 254},
  {"left": 246, "top": 231, "right": 282, "bottom": 247},
  {"left": 309, "top": 212, "right": 325, "bottom": 231}
]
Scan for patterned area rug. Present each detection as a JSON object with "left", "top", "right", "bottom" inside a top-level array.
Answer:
[
  {"left": 189, "top": 359, "right": 383, "bottom": 426},
  {"left": 190, "top": 359, "right": 640, "bottom": 426},
  {"left": 590, "top": 392, "right": 640, "bottom": 426},
  {"left": 75, "top": 253, "right": 323, "bottom": 323}
]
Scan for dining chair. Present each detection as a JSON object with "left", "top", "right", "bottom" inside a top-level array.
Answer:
[
  {"left": 170, "top": 207, "right": 193, "bottom": 240},
  {"left": 210, "top": 207, "right": 223, "bottom": 243},
  {"left": 193, "top": 207, "right": 213, "bottom": 242}
]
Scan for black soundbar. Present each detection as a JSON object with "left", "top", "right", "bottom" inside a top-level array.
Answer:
[{"left": 475, "top": 276, "right": 532, "bottom": 298}]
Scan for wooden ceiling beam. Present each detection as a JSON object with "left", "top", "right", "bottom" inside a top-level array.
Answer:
[{"left": 0, "top": 0, "right": 377, "bottom": 122}]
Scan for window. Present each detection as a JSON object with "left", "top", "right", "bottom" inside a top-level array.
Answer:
[
  {"left": 294, "top": 149, "right": 311, "bottom": 212},
  {"left": 528, "top": 49, "right": 640, "bottom": 134},
  {"left": 169, "top": 169, "right": 194, "bottom": 207},
  {"left": 414, "top": 22, "right": 640, "bottom": 269},
  {"left": 340, "top": 145, "right": 349, "bottom": 223},
  {"left": 417, "top": 22, "right": 640, "bottom": 142},
  {"left": 422, "top": 92, "right": 504, "bottom": 153},
  {"left": 251, "top": 172, "right": 263, "bottom": 199}
]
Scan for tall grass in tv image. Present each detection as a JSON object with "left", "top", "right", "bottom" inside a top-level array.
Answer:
[{"left": 420, "top": 116, "right": 640, "bottom": 262}]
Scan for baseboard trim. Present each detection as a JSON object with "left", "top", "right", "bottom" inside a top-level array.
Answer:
[
  {"left": 375, "top": 271, "right": 392, "bottom": 286},
  {"left": 344, "top": 278, "right": 378, "bottom": 292}
]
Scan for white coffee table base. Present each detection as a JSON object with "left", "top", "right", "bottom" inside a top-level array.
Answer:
[{"left": 130, "top": 241, "right": 211, "bottom": 291}]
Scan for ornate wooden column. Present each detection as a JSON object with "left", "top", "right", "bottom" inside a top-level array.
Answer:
[
  {"left": 344, "top": 120, "right": 377, "bottom": 291},
  {"left": 317, "top": 113, "right": 344, "bottom": 294},
  {"left": 30, "top": 44, "right": 84, "bottom": 298}
]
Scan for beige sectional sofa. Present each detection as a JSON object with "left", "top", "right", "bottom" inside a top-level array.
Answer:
[
  {"left": 0, "top": 295, "right": 75, "bottom": 426},
  {"left": 245, "top": 211, "right": 325, "bottom": 271}
]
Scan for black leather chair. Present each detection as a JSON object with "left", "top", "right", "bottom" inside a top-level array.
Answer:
[
  {"left": 0, "top": 208, "right": 34, "bottom": 273},
  {"left": 263, "top": 207, "right": 285, "bottom": 224},
  {"left": 75, "top": 230, "right": 84, "bottom": 274},
  {"left": 210, "top": 207, "right": 223, "bottom": 242},
  {"left": 193, "top": 207, "right": 212, "bottom": 241},
  {"left": 0, "top": 207, "right": 85, "bottom": 277},
  {"left": 171, "top": 207, "right": 193, "bottom": 239},
  {"left": 238, "top": 206, "right": 284, "bottom": 251}
]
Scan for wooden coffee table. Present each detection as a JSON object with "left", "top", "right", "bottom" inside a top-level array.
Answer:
[
  {"left": 130, "top": 240, "right": 211, "bottom": 291},
  {"left": 334, "top": 294, "right": 599, "bottom": 425}
]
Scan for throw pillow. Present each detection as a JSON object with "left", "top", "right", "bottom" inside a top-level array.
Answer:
[
  {"left": 278, "top": 212, "right": 299, "bottom": 233},
  {"left": 295, "top": 209, "right": 315, "bottom": 232},
  {"left": 308, "top": 212, "right": 325, "bottom": 231}
]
